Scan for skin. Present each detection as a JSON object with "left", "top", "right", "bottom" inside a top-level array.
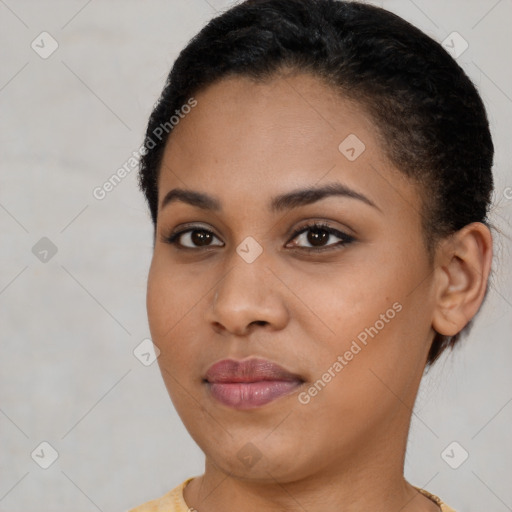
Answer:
[{"left": 146, "top": 72, "right": 493, "bottom": 512}]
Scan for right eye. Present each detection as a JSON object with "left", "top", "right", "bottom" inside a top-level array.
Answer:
[{"left": 163, "top": 226, "right": 224, "bottom": 250}]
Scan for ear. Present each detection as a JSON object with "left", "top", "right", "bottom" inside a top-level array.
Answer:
[{"left": 432, "top": 222, "right": 493, "bottom": 337}]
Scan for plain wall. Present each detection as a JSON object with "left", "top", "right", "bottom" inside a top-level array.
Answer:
[{"left": 0, "top": 1, "right": 511, "bottom": 510}]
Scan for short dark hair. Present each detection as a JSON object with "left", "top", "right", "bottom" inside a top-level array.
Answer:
[{"left": 138, "top": 0, "right": 494, "bottom": 366}]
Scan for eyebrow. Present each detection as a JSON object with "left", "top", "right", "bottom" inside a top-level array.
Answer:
[{"left": 160, "top": 182, "right": 381, "bottom": 213}]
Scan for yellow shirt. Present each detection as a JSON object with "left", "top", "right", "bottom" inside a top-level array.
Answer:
[{"left": 128, "top": 477, "right": 457, "bottom": 512}]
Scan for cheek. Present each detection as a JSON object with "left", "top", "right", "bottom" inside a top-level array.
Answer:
[
  {"left": 296, "top": 246, "right": 432, "bottom": 399},
  {"left": 147, "top": 255, "right": 196, "bottom": 337},
  {"left": 146, "top": 264, "right": 171, "bottom": 341},
  {"left": 147, "top": 259, "right": 204, "bottom": 413},
  {"left": 146, "top": 257, "right": 201, "bottom": 370},
  {"left": 286, "top": 256, "right": 407, "bottom": 353}
]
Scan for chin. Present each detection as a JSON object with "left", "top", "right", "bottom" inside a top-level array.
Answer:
[{"left": 202, "top": 439, "right": 314, "bottom": 484}]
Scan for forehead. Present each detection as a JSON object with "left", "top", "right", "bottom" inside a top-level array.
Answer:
[{"left": 157, "top": 73, "right": 418, "bottom": 220}]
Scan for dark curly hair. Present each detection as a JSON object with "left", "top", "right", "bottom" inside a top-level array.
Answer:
[{"left": 137, "top": 0, "right": 494, "bottom": 367}]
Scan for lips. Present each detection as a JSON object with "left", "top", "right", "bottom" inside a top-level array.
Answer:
[
  {"left": 204, "top": 357, "right": 304, "bottom": 383},
  {"left": 204, "top": 358, "right": 304, "bottom": 409}
]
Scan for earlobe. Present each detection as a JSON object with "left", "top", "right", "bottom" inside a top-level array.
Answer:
[{"left": 431, "top": 222, "right": 493, "bottom": 337}]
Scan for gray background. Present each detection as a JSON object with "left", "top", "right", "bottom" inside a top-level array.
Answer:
[{"left": 0, "top": 0, "right": 511, "bottom": 511}]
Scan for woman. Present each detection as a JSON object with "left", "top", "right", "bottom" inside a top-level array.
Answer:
[{"left": 130, "top": 0, "right": 494, "bottom": 510}]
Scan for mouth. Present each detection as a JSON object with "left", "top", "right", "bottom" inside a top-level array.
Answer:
[{"left": 203, "top": 357, "right": 305, "bottom": 410}]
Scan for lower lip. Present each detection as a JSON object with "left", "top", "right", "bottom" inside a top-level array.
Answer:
[{"left": 206, "top": 380, "right": 302, "bottom": 409}]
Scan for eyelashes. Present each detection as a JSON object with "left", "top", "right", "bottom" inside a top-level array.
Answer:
[
  {"left": 287, "top": 221, "right": 355, "bottom": 252},
  {"left": 163, "top": 221, "right": 355, "bottom": 253}
]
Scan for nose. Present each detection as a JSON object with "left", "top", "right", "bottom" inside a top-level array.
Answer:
[{"left": 205, "top": 255, "right": 290, "bottom": 336}]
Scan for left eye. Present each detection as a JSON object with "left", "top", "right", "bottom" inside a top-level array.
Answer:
[{"left": 286, "top": 222, "right": 355, "bottom": 251}]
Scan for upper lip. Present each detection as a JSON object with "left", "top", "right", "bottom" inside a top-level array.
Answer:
[{"left": 204, "top": 358, "right": 304, "bottom": 383}]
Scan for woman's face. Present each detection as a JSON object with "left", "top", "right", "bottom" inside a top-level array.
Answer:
[{"left": 147, "top": 73, "right": 438, "bottom": 481}]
